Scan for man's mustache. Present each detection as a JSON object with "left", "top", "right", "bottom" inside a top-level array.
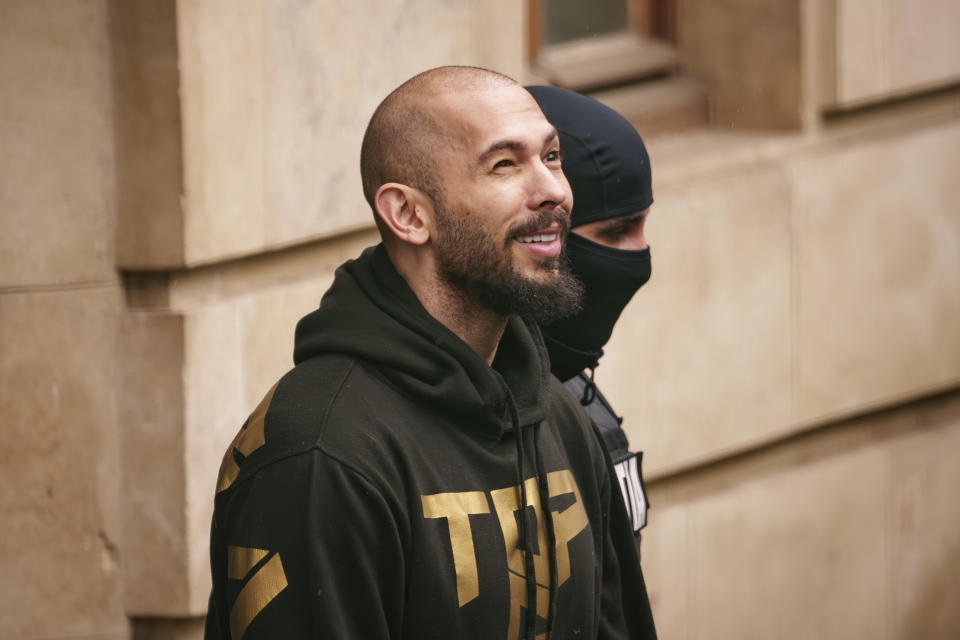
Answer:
[{"left": 508, "top": 207, "right": 571, "bottom": 239}]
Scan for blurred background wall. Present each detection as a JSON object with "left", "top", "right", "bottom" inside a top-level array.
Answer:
[{"left": 1, "top": 0, "right": 958, "bottom": 638}]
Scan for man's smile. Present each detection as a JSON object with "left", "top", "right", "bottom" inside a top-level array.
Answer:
[
  {"left": 513, "top": 223, "right": 563, "bottom": 260},
  {"left": 515, "top": 231, "right": 559, "bottom": 244}
]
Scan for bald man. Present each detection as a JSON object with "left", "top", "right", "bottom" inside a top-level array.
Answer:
[{"left": 205, "top": 66, "right": 656, "bottom": 640}]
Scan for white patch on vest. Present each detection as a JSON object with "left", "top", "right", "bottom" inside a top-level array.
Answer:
[{"left": 614, "top": 452, "right": 648, "bottom": 532}]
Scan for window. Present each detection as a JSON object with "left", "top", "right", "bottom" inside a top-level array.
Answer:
[
  {"left": 529, "top": 0, "right": 678, "bottom": 91},
  {"left": 529, "top": 0, "right": 708, "bottom": 139}
]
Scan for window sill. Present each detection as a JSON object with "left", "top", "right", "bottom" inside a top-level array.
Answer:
[{"left": 532, "top": 31, "right": 680, "bottom": 93}]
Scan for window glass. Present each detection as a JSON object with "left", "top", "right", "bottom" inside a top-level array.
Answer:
[{"left": 542, "top": 0, "right": 628, "bottom": 45}]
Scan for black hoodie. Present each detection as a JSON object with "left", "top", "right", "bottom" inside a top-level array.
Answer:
[{"left": 205, "top": 245, "right": 656, "bottom": 639}]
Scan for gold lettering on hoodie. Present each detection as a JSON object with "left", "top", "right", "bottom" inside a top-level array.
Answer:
[
  {"left": 491, "top": 477, "right": 550, "bottom": 639},
  {"left": 546, "top": 470, "right": 589, "bottom": 586},
  {"left": 227, "top": 546, "right": 288, "bottom": 639},
  {"left": 421, "top": 491, "right": 490, "bottom": 606},
  {"left": 422, "top": 469, "right": 588, "bottom": 636},
  {"left": 217, "top": 383, "right": 279, "bottom": 493}
]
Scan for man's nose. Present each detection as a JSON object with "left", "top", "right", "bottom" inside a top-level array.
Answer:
[{"left": 528, "top": 161, "right": 570, "bottom": 212}]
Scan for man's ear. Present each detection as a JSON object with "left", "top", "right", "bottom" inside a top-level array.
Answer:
[{"left": 374, "top": 183, "right": 432, "bottom": 246}]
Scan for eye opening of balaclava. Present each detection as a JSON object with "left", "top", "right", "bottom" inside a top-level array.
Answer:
[{"left": 526, "top": 85, "right": 653, "bottom": 382}]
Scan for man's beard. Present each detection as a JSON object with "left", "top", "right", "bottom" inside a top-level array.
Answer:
[{"left": 432, "top": 198, "right": 583, "bottom": 325}]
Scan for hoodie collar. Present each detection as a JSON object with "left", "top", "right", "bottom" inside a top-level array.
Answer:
[{"left": 294, "top": 244, "right": 548, "bottom": 439}]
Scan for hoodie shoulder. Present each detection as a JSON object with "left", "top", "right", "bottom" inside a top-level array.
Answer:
[{"left": 214, "top": 354, "right": 359, "bottom": 494}]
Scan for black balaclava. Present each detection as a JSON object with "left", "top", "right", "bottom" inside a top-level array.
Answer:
[{"left": 526, "top": 85, "right": 653, "bottom": 382}]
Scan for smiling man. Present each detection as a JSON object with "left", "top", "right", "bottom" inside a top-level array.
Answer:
[{"left": 205, "top": 66, "right": 656, "bottom": 640}]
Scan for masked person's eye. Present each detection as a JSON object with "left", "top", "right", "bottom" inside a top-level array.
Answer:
[{"left": 603, "top": 224, "right": 630, "bottom": 238}]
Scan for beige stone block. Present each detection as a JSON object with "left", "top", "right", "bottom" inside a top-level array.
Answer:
[
  {"left": 467, "top": 0, "right": 526, "bottom": 76},
  {"left": 886, "top": 0, "right": 960, "bottom": 92},
  {"left": 121, "top": 301, "right": 248, "bottom": 616},
  {"left": 238, "top": 275, "right": 335, "bottom": 410},
  {"left": 0, "top": 285, "right": 128, "bottom": 638},
  {"left": 602, "top": 166, "right": 793, "bottom": 475},
  {"left": 828, "top": 0, "right": 960, "bottom": 108},
  {"left": 688, "top": 446, "right": 888, "bottom": 639},
  {"left": 637, "top": 498, "right": 690, "bottom": 639},
  {"left": 677, "top": 0, "right": 803, "bottom": 128},
  {"left": 0, "top": 0, "right": 116, "bottom": 287},
  {"left": 119, "top": 310, "right": 191, "bottom": 615},
  {"left": 887, "top": 401, "right": 960, "bottom": 638},
  {"left": 177, "top": 0, "right": 265, "bottom": 265},
  {"left": 111, "top": 0, "right": 186, "bottom": 269},
  {"left": 183, "top": 304, "right": 246, "bottom": 614},
  {"left": 831, "top": 0, "right": 887, "bottom": 106},
  {"left": 792, "top": 122, "right": 960, "bottom": 423}
]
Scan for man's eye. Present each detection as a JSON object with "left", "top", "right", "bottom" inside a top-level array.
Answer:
[
  {"left": 493, "top": 159, "right": 514, "bottom": 170},
  {"left": 545, "top": 149, "right": 563, "bottom": 163}
]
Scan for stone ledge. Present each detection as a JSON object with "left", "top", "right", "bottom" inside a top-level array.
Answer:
[
  {"left": 122, "top": 226, "right": 379, "bottom": 312},
  {"left": 647, "top": 83, "right": 960, "bottom": 189},
  {"left": 646, "top": 383, "right": 960, "bottom": 485}
]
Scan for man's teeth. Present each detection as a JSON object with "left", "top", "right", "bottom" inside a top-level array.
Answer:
[{"left": 517, "top": 233, "right": 558, "bottom": 244}]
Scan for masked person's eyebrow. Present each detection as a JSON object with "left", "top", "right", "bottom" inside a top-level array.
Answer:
[{"left": 610, "top": 211, "right": 647, "bottom": 224}]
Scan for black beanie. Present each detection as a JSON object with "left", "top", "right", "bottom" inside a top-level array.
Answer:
[{"left": 526, "top": 85, "right": 652, "bottom": 228}]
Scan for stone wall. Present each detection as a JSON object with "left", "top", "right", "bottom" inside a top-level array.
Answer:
[
  {"left": 0, "top": 1, "right": 128, "bottom": 637},
  {"left": 1, "top": 0, "right": 958, "bottom": 638}
]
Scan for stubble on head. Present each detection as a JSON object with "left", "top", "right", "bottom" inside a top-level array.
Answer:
[{"left": 360, "top": 66, "right": 518, "bottom": 215}]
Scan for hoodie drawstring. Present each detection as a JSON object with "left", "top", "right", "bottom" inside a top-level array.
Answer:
[
  {"left": 534, "top": 422, "right": 558, "bottom": 638},
  {"left": 501, "top": 382, "right": 555, "bottom": 640}
]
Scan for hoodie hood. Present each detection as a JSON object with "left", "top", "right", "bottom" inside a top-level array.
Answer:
[{"left": 293, "top": 244, "right": 550, "bottom": 438}]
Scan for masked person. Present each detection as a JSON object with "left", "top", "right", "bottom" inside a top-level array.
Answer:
[
  {"left": 527, "top": 86, "right": 653, "bottom": 540},
  {"left": 205, "top": 67, "right": 657, "bottom": 640}
]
